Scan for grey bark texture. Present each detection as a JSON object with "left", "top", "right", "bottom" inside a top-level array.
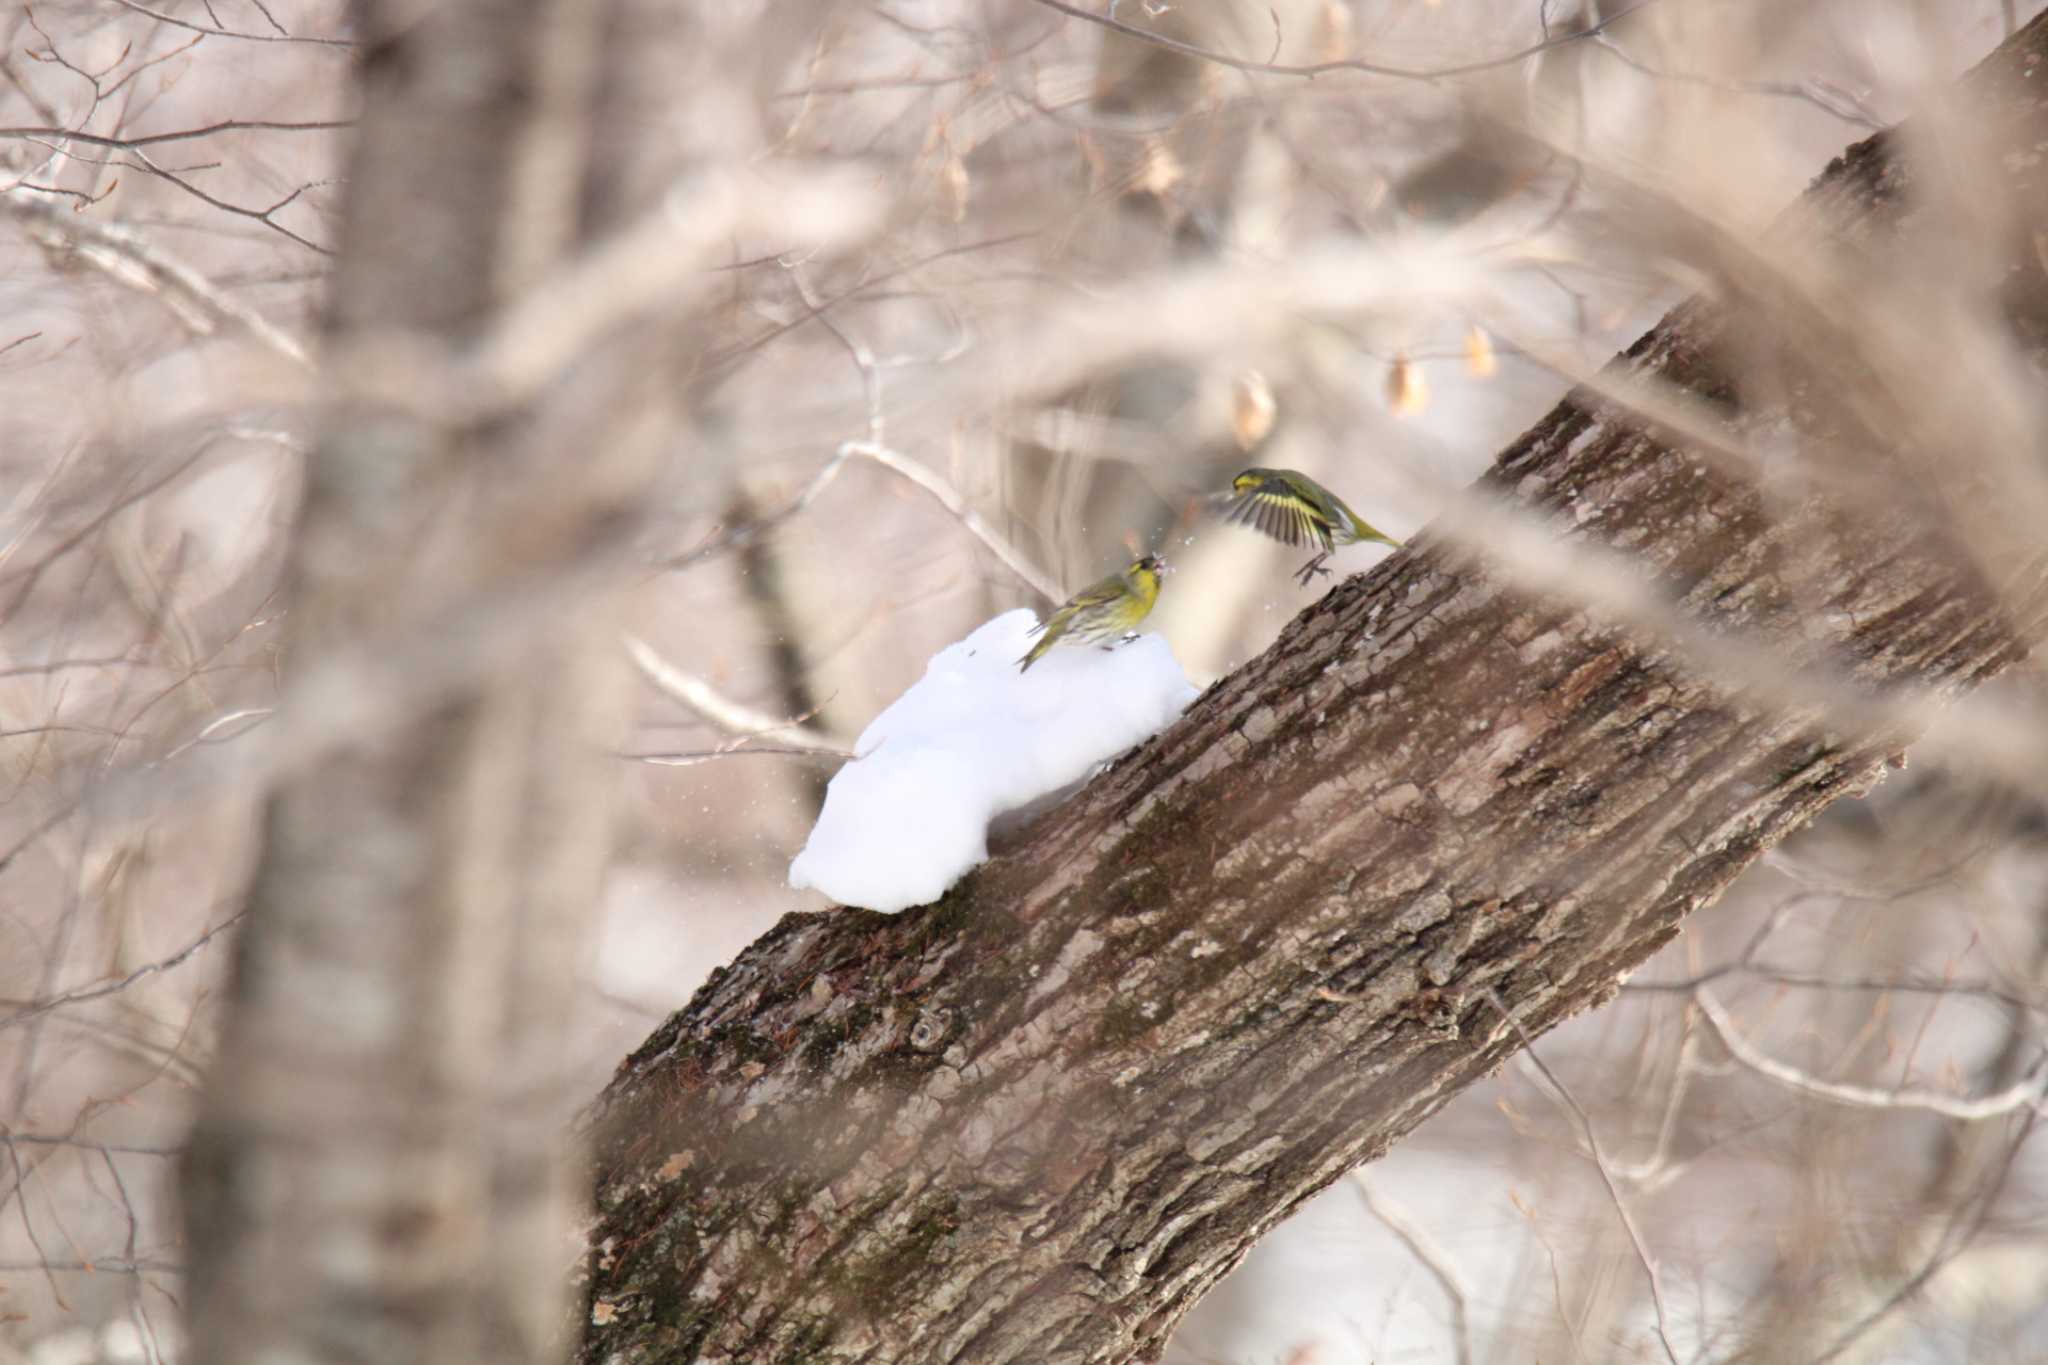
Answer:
[{"left": 578, "top": 15, "right": 2048, "bottom": 1365}]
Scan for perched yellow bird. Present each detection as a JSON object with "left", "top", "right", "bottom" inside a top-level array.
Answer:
[
  {"left": 1017, "top": 555, "right": 1167, "bottom": 672},
  {"left": 1221, "top": 467, "right": 1401, "bottom": 586}
]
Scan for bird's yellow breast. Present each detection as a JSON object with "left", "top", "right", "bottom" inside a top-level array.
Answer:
[{"left": 1128, "top": 564, "right": 1162, "bottom": 612}]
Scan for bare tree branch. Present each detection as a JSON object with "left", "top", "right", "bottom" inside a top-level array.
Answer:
[
  {"left": 0, "top": 118, "right": 352, "bottom": 148},
  {"left": 104, "top": 0, "right": 354, "bottom": 47},
  {"left": 5, "top": 192, "right": 313, "bottom": 363},
  {"left": 1025, "top": 0, "right": 1664, "bottom": 82},
  {"left": 0, "top": 910, "right": 245, "bottom": 1033},
  {"left": 622, "top": 633, "right": 851, "bottom": 757},
  {"left": 1349, "top": 1173, "right": 1474, "bottom": 1365},
  {"left": 1811, "top": 1110, "right": 2041, "bottom": 1363},
  {"left": 1692, "top": 987, "right": 2048, "bottom": 1121},
  {"left": 1488, "top": 989, "right": 1680, "bottom": 1365}
]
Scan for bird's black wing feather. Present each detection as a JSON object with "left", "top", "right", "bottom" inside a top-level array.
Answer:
[
  {"left": 1261, "top": 491, "right": 1323, "bottom": 548},
  {"left": 1221, "top": 491, "right": 1262, "bottom": 532},
  {"left": 1224, "top": 484, "right": 1337, "bottom": 550}
]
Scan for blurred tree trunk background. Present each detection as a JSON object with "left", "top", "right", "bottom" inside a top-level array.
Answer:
[{"left": 176, "top": 0, "right": 679, "bottom": 1359}]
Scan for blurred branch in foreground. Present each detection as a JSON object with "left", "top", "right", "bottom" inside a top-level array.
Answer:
[{"left": 170, "top": 0, "right": 726, "bottom": 1360}]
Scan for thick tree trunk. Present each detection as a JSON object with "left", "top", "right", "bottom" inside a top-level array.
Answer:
[
  {"left": 578, "top": 16, "right": 2048, "bottom": 1365},
  {"left": 178, "top": 0, "right": 642, "bottom": 1361}
]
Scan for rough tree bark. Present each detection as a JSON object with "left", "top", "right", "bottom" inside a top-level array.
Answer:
[{"left": 579, "top": 16, "right": 2048, "bottom": 1365}]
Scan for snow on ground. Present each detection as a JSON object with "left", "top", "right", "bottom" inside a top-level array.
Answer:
[{"left": 789, "top": 608, "right": 1199, "bottom": 912}]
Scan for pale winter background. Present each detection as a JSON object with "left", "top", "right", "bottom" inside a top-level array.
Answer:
[{"left": 3, "top": 0, "right": 2046, "bottom": 1361}]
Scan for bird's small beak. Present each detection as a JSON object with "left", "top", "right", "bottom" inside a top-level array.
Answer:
[{"left": 1158, "top": 561, "right": 1176, "bottom": 575}]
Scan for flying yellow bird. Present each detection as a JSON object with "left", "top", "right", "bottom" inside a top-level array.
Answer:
[
  {"left": 1221, "top": 467, "right": 1401, "bottom": 586},
  {"left": 1017, "top": 555, "right": 1167, "bottom": 672}
]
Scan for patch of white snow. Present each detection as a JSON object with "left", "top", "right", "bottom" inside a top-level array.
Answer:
[{"left": 788, "top": 609, "right": 1197, "bottom": 912}]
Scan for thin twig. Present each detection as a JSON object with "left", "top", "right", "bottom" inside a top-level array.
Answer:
[
  {"left": 2, "top": 1133, "right": 180, "bottom": 1156},
  {"left": 622, "top": 634, "right": 849, "bottom": 755},
  {"left": 116, "top": 148, "right": 333, "bottom": 254},
  {"left": 658, "top": 438, "right": 1062, "bottom": 602},
  {"left": 0, "top": 1136, "right": 66, "bottom": 1308},
  {"left": 324, "top": 162, "right": 886, "bottom": 419},
  {"left": 749, "top": 256, "right": 1057, "bottom": 601},
  {"left": 702, "top": 232, "right": 1034, "bottom": 376},
  {"left": 1626, "top": 965, "right": 2041, "bottom": 1018},
  {"left": 1812, "top": 1109, "right": 2040, "bottom": 1362},
  {"left": 0, "top": 1257, "right": 181, "bottom": 1273},
  {"left": 0, "top": 656, "right": 144, "bottom": 680},
  {"left": 1350, "top": 1172, "right": 1474, "bottom": 1365},
  {"left": 0, "top": 911, "right": 246, "bottom": 1031},
  {"left": 659, "top": 449, "right": 854, "bottom": 572},
  {"left": 105, "top": 0, "right": 353, "bottom": 46},
  {"left": 621, "top": 746, "right": 849, "bottom": 767},
  {"left": 1590, "top": 32, "right": 1885, "bottom": 129},
  {"left": 1026, "top": 0, "right": 1663, "bottom": 83},
  {"left": 5, "top": 192, "right": 313, "bottom": 364},
  {"left": 160, "top": 707, "right": 276, "bottom": 760},
  {"left": 0, "top": 118, "right": 351, "bottom": 149},
  {"left": 1693, "top": 987, "right": 2048, "bottom": 1120},
  {"left": 1506, "top": 1189, "right": 1587, "bottom": 1359},
  {"left": 1486, "top": 988, "right": 1682, "bottom": 1365},
  {"left": 843, "top": 439, "right": 1064, "bottom": 602}
]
